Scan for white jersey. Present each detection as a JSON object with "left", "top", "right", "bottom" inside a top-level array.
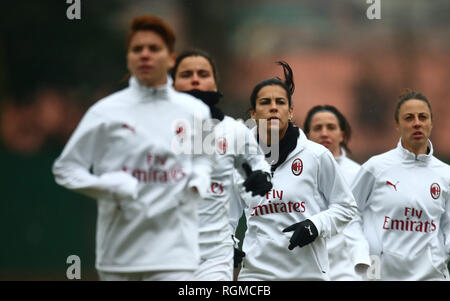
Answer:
[
  {"left": 196, "top": 116, "right": 270, "bottom": 276},
  {"left": 233, "top": 128, "right": 357, "bottom": 280},
  {"left": 351, "top": 140, "right": 450, "bottom": 280},
  {"left": 335, "top": 149, "right": 360, "bottom": 185},
  {"left": 327, "top": 149, "right": 370, "bottom": 280},
  {"left": 52, "top": 76, "right": 212, "bottom": 273}
]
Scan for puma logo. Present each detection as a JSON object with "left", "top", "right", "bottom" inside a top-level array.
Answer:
[
  {"left": 306, "top": 225, "right": 313, "bottom": 236},
  {"left": 386, "top": 181, "right": 399, "bottom": 191},
  {"left": 122, "top": 123, "right": 136, "bottom": 134}
]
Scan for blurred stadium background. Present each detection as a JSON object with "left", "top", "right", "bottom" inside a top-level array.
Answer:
[{"left": 1, "top": 0, "right": 449, "bottom": 280}]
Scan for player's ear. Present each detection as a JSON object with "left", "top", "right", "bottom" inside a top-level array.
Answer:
[
  {"left": 168, "top": 53, "right": 176, "bottom": 69},
  {"left": 250, "top": 108, "right": 256, "bottom": 120}
]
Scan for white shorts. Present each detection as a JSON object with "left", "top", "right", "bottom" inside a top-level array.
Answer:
[
  {"left": 98, "top": 270, "right": 194, "bottom": 281},
  {"left": 194, "top": 243, "right": 233, "bottom": 281}
]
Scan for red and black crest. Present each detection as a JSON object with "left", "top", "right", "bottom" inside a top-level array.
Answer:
[
  {"left": 217, "top": 137, "right": 227, "bottom": 155},
  {"left": 430, "top": 183, "right": 440, "bottom": 199},
  {"left": 175, "top": 124, "right": 184, "bottom": 135},
  {"left": 174, "top": 121, "right": 187, "bottom": 139},
  {"left": 291, "top": 158, "right": 303, "bottom": 176}
]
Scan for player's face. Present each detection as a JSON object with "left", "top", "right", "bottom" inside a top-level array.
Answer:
[
  {"left": 308, "top": 111, "right": 344, "bottom": 157},
  {"left": 127, "top": 30, "right": 174, "bottom": 87},
  {"left": 173, "top": 56, "right": 217, "bottom": 92},
  {"left": 250, "top": 85, "right": 293, "bottom": 140},
  {"left": 396, "top": 99, "right": 433, "bottom": 152}
]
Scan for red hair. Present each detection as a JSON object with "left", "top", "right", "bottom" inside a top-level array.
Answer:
[{"left": 126, "top": 15, "right": 175, "bottom": 52}]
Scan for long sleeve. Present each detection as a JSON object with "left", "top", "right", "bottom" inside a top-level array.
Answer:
[
  {"left": 188, "top": 153, "right": 213, "bottom": 199},
  {"left": 229, "top": 170, "right": 248, "bottom": 235},
  {"left": 342, "top": 217, "right": 372, "bottom": 269},
  {"left": 441, "top": 184, "right": 450, "bottom": 255},
  {"left": 343, "top": 165, "right": 376, "bottom": 269},
  {"left": 186, "top": 107, "right": 213, "bottom": 199},
  {"left": 308, "top": 151, "right": 358, "bottom": 238},
  {"left": 234, "top": 122, "right": 271, "bottom": 174},
  {"left": 52, "top": 109, "right": 138, "bottom": 201}
]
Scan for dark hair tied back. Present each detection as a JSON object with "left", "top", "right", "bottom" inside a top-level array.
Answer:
[
  {"left": 276, "top": 61, "right": 295, "bottom": 97},
  {"left": 303, "top": 105, "right": 353, "bottom": 155},
  {"left": 394, "top": 89, "right": 433, "bottom": 123},
  {"left": 250, "top": 61, "right": 295, "bottom": 109}
]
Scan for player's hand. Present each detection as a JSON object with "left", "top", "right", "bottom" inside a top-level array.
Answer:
[
  {"left": 99, "top": 171, "right": 138, "bottom": 201},
  {"left": 242, "top": 163, "right": 272, "bottom": 196},
  {"left": 233, "top": 248, "right": 246, "bottom": 268},
  {"left": 355, "top": 263, "right": 370, "bottom": 276},
  {"left": 282, "top": 219, "right": 318, "bottom": 250}
]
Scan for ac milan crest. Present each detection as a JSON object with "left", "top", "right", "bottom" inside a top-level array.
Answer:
[
  {"left": 175, "top": 123, "right": 184, "bottom": 136},
  {"left": 291, "top": 158, "right": 303, "bottom": 176},
  {"left": 174, "top": 121, "right": 187, "bottom": 145},
  {"left": 216, "top": 137, "right": 227, "bottom": 155},
  {"left": 430, "top": 183, "right": 440, "bottom": 199},
  {"left": 174, "top": 121, "right": 187, "bottom": 138}
]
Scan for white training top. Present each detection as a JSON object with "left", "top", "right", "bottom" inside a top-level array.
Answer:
[
  {"left": 350, "top": 139, "right": 450, "bottom": 280},
  {"left": 232, "top": 127, "right": 357, "bottom": 280},
  {"left": 198, "top": 116, "right": 270, "bottom": 259},
  {"left": 335, "top": 148, "right": 360, "bottom": 185},
  {"left": 53, "top": 76, "right": 213, "bottom": 273},
  {"left": 327, "top": 148, "right": 370, "bottom": 280}
]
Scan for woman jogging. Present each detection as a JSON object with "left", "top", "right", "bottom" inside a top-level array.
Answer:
[
  {"left": 304, "top": 105, "right": 370, "bottom": 280},
  {"left": 172, "top": 49, "right": 272, "bottom": 280},
  {"left": 232, "top": 61, "right": 357, "bottom": 280},
  {"left": 52, "top": 15, "right": 213, "bottom": 281},
  {"left": 350, "top": 89, "right": 450, "bottom": 280}
]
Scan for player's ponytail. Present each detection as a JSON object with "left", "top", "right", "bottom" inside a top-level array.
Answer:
[
  {"left": 250, "top": 61, "right": 295, "bottom": 109},
  {"left": 276, "top": 61, "right": 295, "bottom": 98}
]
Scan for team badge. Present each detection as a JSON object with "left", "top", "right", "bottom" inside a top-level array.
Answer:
[
  {"left": 174, "top": 121, "right": 187, "bottom": 139},
  {"left": 430, "top": 183, "right": 440, "bottom": 199},
  {"left": 216, "top": 137, "right": 227, "bottom": 155},
  {"left": 175, "top": 123, "right": 185, "bottom": 136},
  {"left": 291, "top": 158, "right": 303, "bottom": 176},
  {"left": 173, "top": 121, "right": 188, "bottom": 146}
]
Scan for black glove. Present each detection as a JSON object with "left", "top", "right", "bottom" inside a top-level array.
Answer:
[
  {"left": 233, "top": 248, "right": 246, "bottom": 268},
  {"left": 242, "top": 163, "right": 272, "bottom": 197},
  {"left": 282, "top": 219, "right": 318, "bottom": 250}
]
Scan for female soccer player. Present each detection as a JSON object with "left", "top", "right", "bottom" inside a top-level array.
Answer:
[
  {"left": 52, "top": 15, "right": 213, "bottom": 281},
  {"left": 304, "top": 105, "right": 370, "bottom": 280},
  {"left": 351, "top": 89, "right": 450, "bottom": 280},
  {"left": 172, "top": 50, "right": 272, "bottom": 280},
  {"left": 232, "top": 62, "right": 357, "bottom": 280}
]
